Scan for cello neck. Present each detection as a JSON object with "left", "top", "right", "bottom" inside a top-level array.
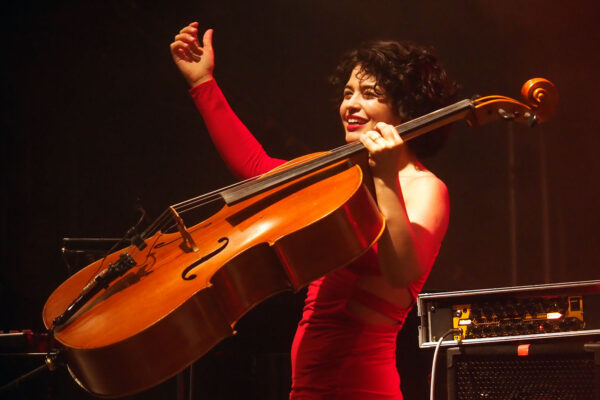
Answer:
[{"left": 221, "top": 99, "right": 475, "bottom": 205}]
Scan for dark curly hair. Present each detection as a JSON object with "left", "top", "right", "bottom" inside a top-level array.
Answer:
[{"left": 329, "top": 40, "right": 459, "bottom": 158}]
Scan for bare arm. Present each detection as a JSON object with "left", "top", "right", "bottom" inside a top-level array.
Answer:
[{"left": 360, "top": 123, "right": 450, "bottom": 288}]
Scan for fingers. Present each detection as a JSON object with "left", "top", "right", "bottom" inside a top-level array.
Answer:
[
  {"left": 202, "top": 29, "right": 213, "bottom": 50},
  {"left": 175, "top": 24, "right": 212, "bottom": 50},
  {"left": 374, "top": 122, "right": 402, "bottom": 143},
  {"left": 170, "top": 41, "right": 197, "bottom": 62},
  {"left": 359, "top": 130, "right": 383, "bottom": 155},
  {"left": 171, "top": 43, "right": 199, "bottom": 62},
  {"left": 174, "top": 33, "right": 202, "bottom": 55},
  {"left": 171, "top": 24, "right": 211, "bottom": 61},
  {"left": 363, "top": 130, "right": 384, "bottom": 145},
  {"left": 180, "top": 22, "right": 199, "bottom": 36},
  {"left": 175, "top": 25, "right": 198, "bottom": 45},
  {"left": 361, "top": 122, "right": 402, "bottom": 149},
  {"left": 174, "top": 32, "right": 197, "bottom": 44}
]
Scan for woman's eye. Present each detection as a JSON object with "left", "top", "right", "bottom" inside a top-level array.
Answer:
[
  {"left": 364, "top": 90, "right": 377, "bottom": 98},
  {"left": 343, "top": 91, "right": 353, "bottom": 99},
  {"left": 365, "top": 89, "right": 385, "bottom": 100}
]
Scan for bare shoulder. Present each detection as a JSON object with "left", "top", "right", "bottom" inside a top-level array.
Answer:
[
  {"left": 401, "top": 170, "right": 450, "bottom": 235},
  {"left": 402, "top": 170, "right": 448, "bottom": 206}
]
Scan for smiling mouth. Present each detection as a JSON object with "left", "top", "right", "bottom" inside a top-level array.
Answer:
[
  {"left": 346, "top": 117, "right": 369, "bottom": 131},
  {"left": 346, "top": 124, "right": 364, "bottom": 132}
]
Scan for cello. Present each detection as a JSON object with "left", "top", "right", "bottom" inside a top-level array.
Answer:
[{"left": 42, "top": 78, "right": 557, "bottom": 397}]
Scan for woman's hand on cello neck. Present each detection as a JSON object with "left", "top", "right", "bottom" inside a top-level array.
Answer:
[
  {"left": 359, "top": 122, "right": 414, "bottom": 182},
  {"left": 170, "top": 22, "right": 215, "bottom": 88}
]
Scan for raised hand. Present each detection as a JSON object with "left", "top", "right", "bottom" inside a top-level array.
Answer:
[{"left": 170, "top": 22, "right": 214, "bottom": 88}]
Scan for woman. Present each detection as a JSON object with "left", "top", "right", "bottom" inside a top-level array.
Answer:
[{"left": 170, "top": 22, "right": 456, "bottom": 399}]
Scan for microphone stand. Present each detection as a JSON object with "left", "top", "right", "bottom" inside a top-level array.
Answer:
[
  {"left": 0, "top": 332, "right": 61, "bottom": 396},
  {"left": 51, "top": 206, "right": 147, "bottom": 330}
]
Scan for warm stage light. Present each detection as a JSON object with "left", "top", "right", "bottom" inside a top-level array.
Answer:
[{"left": 547, "top": 312, "right": 562, "bottom": 320}]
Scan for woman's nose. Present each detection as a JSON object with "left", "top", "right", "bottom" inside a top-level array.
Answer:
[{"left": 346, "top": 93, "right": 362, "bottom": 110}]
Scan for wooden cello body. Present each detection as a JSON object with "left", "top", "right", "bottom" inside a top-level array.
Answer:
[{"left": 42, "top": 157, "right": 384, "bottom": 397}]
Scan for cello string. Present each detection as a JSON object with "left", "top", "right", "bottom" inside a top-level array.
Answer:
[
  {"left": 143, "top": 209, "right": 171, "bottom": 237},
  {"left": 146, "top": 144, "right": 355, "bottom": 236},
  {"left": 143, "top": 193, "right": 221, "bottom": 237},
  {"left": 171, "top": 175, "right": 262, "bottom": 210},
  {"left": 174, "top": 197, "right": 221, "bottom": 215},
  {"left": 171, "top": 149, "right": 338, "bottom": 212}
]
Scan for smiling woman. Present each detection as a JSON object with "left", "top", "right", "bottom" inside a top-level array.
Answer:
[{"left": 170, "top": 21, "right": 457, "bottom": 399}]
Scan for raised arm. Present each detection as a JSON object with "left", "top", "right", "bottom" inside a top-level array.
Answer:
[{"left": 170, "top": 23, "right": 285, "bottom": 179}]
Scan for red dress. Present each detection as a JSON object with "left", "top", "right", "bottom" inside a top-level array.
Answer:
[{"left": 191, "top": 79, "right": 431, "bottom": 400}]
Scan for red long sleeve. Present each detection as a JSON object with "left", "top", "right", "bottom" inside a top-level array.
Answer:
[{"left": 189, "top": 79, "right": 286, "bottom": 180}]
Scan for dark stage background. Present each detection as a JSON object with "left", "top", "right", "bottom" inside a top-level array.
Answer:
[{"left": 2, "top": 1, "right": 599, "bottom": 399}]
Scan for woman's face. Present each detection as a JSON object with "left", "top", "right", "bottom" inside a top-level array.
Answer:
[{"left": 339, "top": 66, "right": 403, "bottom": 143}]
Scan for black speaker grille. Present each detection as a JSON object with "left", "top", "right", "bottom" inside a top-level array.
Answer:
[{"left": 454, "top": 354, "right": 595, "bottom": 400}]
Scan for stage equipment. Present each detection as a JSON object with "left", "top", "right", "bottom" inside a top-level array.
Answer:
[
  {"left": 417, "top": 279, "right": 600, "bottom": 348},
  {"left": 60, "top": 237, "right": 125, "bottom": 276},
  {"left": 445, "top": 340, "right": 600, "bottom": 400},
  {"left": 43, "top": 78, "right": 558, "bottom": 398},
  {"left": 0, "top": 330, "right": 61, "bottom": 394},
  {"left": 0, "top": 330, "right": 58, "bottom": 356}
]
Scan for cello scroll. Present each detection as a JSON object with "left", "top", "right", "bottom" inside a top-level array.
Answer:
[
  {"left": 520, "top": 78, "right": 559, "bottom": 123},
  {"left": 467, "top": 77, "right": 558, "bottom": 128}
]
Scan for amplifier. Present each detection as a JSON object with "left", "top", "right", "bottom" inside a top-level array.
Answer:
[
  {"left": 446, "top": 341, "right": 600, "bottom": 400},
  {"left": 417, "top": 280, "right": 600, "bottom": 348}
]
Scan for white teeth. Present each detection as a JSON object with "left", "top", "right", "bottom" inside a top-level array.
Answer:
[{"left": 348, "top": 118, "right": 366, "bottom": 124}]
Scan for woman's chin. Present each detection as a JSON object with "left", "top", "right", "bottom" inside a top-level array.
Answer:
[{"left": 345, "top": 131, "right": 361, "bottom": 143}]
